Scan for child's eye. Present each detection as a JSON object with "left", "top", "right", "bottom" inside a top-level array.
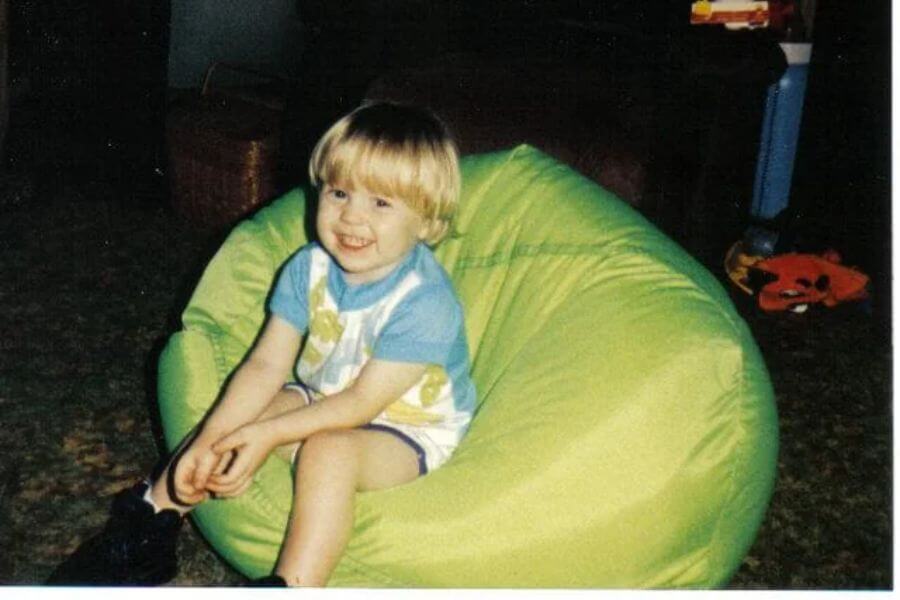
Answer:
[
  {"left": 329, "top": 188, "right": 348, "bottom": 200},
  {"left": 374, "top": 198, "right": 392, "bottom": 208}
]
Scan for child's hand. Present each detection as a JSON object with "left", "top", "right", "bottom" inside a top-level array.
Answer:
[
  {"left": 206, "top": 422, "right": 277, "bottom": 498},
  {"left": 172, "top": 439, "right": 228, "bottom": 505},
  {"left": 171, "top": 451, "right": 211, "bottom": 505}
]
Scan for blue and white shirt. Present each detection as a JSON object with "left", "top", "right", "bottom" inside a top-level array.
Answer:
[{"left": 268, "top": 242, "right": 476, "bottom": 470}]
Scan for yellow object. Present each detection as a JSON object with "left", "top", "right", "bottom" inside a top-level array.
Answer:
[
  {"left": 690, "top": 1, "right": 770, "bottom": 29},
  {"left": 693, "top": 0, "right": 713, "bottom": 18},
  {"left": 725, "top": 241, "right": 764, "bottom": 294}
]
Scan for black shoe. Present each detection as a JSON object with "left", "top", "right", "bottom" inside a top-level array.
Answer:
[
  {"left": 246, "top": 574, "right": 288, "bottom": 587},
  {"left": 46, "top": 481, "right": 183, "bottom": 586}
]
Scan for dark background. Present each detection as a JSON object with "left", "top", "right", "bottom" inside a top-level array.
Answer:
[
  {"left": 1, "top": 0, "right": 892, "bottom": 588},
  {"left": 7, "top": 0, "right": 891, "bottom": 290}
]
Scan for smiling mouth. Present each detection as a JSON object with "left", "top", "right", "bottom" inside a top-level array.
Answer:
[{"left": 337, "top": 234, "right": 374, "bottom": 250}]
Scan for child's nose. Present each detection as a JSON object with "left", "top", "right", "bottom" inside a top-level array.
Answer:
[{"left": 340, "top": 198, "right": 366, "bottom": 223}]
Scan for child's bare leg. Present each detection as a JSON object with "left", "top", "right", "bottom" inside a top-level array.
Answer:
[
  {"left": 275, "top": 429, "right": 420, "bottom": 587},
  {"left": 148, "top": 386, "right": 310, "bottom": 512}
]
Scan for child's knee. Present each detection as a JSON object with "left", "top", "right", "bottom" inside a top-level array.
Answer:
[{"left": 297, "top": 430, "right": 359, "bottom": 471}]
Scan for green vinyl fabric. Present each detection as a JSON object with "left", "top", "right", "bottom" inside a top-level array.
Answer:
[{"left": 157, "top": 144, "right": 777, "bottom": 588}]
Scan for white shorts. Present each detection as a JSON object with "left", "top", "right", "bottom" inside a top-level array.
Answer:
[{"left": 283, "top": 382, "right": 456, "bottom": 475}]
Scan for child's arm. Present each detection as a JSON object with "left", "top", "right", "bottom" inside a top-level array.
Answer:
[
  {"left": 172, "top": 315, "right": 301, "bottom": 503},
  {"left": 206, "top": 359, "right": 427, "bottom": 497}
]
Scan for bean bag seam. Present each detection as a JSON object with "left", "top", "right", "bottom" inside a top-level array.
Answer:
[
  {"left": 450, "top": 240, "right": 669, "bottom": 269},
  {"left": 203, "top": 330, "right": 230, "bottom": 385},
  {"left": 334, "top": 553, "right": 403, "bottom": 587},
  {"left": 456, "top": 243, "right": 615, "bottom": 268},
  {"left": 247, "top": 476, "right": 286, "bottom": 525},
  {"left": 640, "top": 250, "right": 749, "bottom": 338},
  {"left": 183, "top": 223, "right": 272, "bottom": 345},
  {"left": 454, "top": 241, "right": 716, "bottom": 272},
  {"left": 453, "top": 144, "right": 527, "bottom": 237}
]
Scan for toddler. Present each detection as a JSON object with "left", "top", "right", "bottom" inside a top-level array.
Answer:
[{"left": 48, "top": 102, "right": 476, "bottom": 587}]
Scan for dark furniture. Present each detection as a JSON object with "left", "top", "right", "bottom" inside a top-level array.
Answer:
[
  {"left": 363, "top": 27, "right": 786, "bottom": 263},
  {"left": 283, "top": 11, "right": 785, "bottom": 263}
]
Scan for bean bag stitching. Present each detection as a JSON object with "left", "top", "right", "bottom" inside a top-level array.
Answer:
[
  {"left": 206, "top": 330, "right": 231, "bottom": 385},
  {"left": 194, "top": 330, "right": 226, "bottom": 426},
  {"left": 452, "top": 143, "right": 529, "bottom": 236},
  {"left": 453, "top": 241, "right": 729, "bottom": 301},
  {"left": 184, "top": 227, "right": 269, "bottom": 341},
  {"left": 456, "top": 242, "right": 620, "bottom": 268},
  {"left": 465, "top": 256, "right": 605, "bottom": 407},
  {"left": 332, "top": 553, "right": 401, "bottom": 587},
  {"left": 233, "top": 232, "right": 275, "bottom": 344},
  {"left": 246, "top": 477, "right": 286, "bottom": 528},
  {"left": 460, "top": 242, "right": 742, "bottom": 411}
]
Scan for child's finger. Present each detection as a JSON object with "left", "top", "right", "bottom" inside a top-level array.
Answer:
[
  {"left": 207, "top": 456, "right": 243, "bottom": 487},
  {"left": 205, "top": 479, "right": 235, "bottom": 495},
  {"left": 206, "top": 470, "right": 231, "bottom": 488},
  {"left": 207, "top": 473, "right": 247, "bottom": 496},
  {"left": 172, "top": 464, "right": 199, "bottom": 500},
  {"left": 172, "top": 480, "right": 204, "bottom": 505},
  {"left": 211, "top": 459, "right": 249, "bottom": 488},
  {"left": 179, "top": 489, "right": 206, "bottom": 505},
  {"left": 192, "top": 452, "right": 218, "bottom": 490},
  {"left": 212, "top": 430, "right": 245, "bottom": 455},
  {"left": 173, "top": 468, "right": 201, "bottom": 499},
  {"left": 212, "top": 450, "right": 233, "bottom": 476}
]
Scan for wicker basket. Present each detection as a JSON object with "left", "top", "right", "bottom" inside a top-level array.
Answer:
[{"left": 166, "top": 63, "right": 286, "bottom": 230}]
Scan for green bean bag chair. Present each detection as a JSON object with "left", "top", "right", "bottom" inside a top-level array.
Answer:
[{"left": 157, "top": 144, "right": 777, "bottom": 588}]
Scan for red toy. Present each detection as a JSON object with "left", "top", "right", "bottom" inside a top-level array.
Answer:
[{"left": 746, "top": 250, "right": 870, "bottom": 313}]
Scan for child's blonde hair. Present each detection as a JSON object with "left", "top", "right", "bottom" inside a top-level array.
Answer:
[{"left": 308, "top": 102, "right": 461, "bottom": 245}]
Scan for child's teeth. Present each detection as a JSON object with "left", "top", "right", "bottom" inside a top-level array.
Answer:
[{"left": 341, "top": 235, "right": 368, "bottom": 247}]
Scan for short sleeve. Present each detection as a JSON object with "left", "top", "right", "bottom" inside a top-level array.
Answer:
[
  {"left": 374, "top": 283, "right": 462, "bottom": 366},
  {"left": 267, "top": 247, "right": 312, "bottom": 333}
]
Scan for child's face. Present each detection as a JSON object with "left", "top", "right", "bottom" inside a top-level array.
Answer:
[{"left": 317, "top": 182, "right": 429, "bottom": 285}]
